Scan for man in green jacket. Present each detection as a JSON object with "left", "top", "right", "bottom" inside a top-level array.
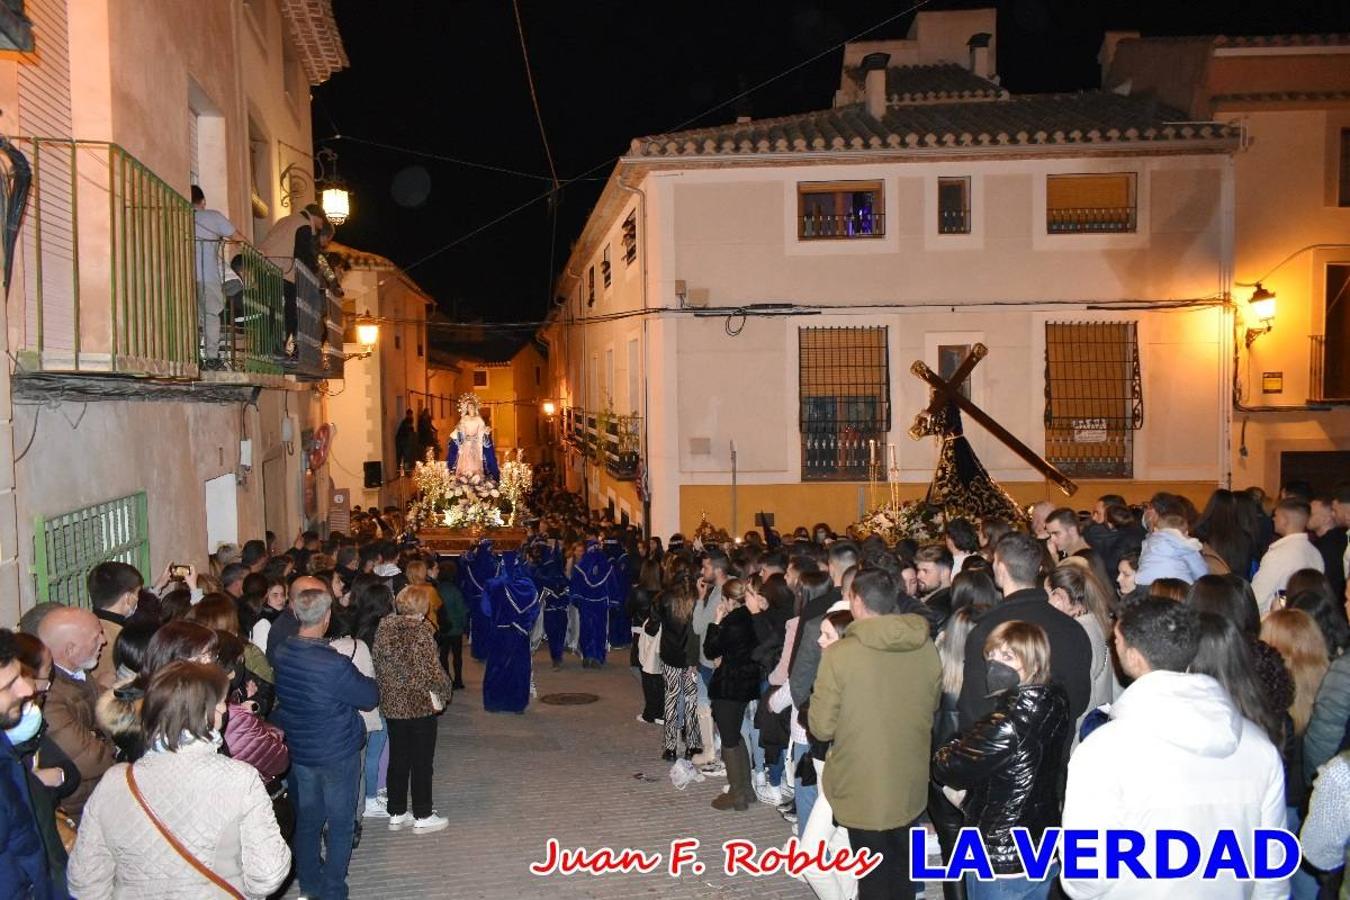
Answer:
[{"left": 809, "top": 567, "right": 941, "bottom": 900}]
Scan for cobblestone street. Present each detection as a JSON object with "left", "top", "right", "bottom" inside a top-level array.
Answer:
[{"left": 326, "top": 648, "right": 943, "bottom": 899}]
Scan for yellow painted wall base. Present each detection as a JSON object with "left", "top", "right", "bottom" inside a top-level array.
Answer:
[{"left": 679, "top": 480, "right": 1221, "bottom": 537}]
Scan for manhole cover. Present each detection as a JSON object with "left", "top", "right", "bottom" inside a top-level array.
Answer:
[{"left": 539, "top": 692, "right": 600, "bottom": 705}]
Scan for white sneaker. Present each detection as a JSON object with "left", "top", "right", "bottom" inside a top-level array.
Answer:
[
  {"left": 413, "top": 813, "right": 449, "bottom": 833},
  {"left": 752, "top": 769, "right": 766, "bottom": 789},
  {"left": 754, "top": 782, "right": 782, "bottom": 806},
  {"left": 388, "top": 813, "right": 414, "bottom": 831},
  {"left": 363, "top": 797, "right": 390, "bottom": 818}
]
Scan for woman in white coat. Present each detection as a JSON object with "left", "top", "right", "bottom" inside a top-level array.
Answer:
[{"left": 68, "top": 661, "right": 290, "bottom": 899}]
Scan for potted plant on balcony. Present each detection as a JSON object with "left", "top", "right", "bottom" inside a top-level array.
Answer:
[{"left": 608, "top": 412, "right": 640, "bottom": 479}]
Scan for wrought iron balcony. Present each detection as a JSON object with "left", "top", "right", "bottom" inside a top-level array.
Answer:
[
  {"left": 562, "top": 406, "right": 642, "bottom": 479},
  {"left": 1308, "top": 334, "right": 1350, "bottom": 403},
  {"left": 1047, "top": 206, "right": 1136, "bottom": 234},
  {"left": 798, "top": 210, "right": 885, "bottom": 240}
]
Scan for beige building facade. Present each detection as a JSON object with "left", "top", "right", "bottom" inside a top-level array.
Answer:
[
  {"left": 543, "top": 7, "right": 1241, "bottom": 539},
  {"left": 0, "top": 0, "right": 348, "bottom": 618}
]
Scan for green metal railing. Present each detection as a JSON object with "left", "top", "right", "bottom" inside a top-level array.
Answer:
[
  {"left": 25, "top": 138, "right": 197, "bottom": 377},
  {"left": 223, "top": 241, "right": 285, "bottom": 374},
  {"left": 33, "top": 492, "right": 150, "bottom": 607}
]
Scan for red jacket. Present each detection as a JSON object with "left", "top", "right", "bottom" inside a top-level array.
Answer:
[{"left": 224, "top": 703, "right": 289, "bottom": 781}]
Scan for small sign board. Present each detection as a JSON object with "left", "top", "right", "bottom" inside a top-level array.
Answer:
[
  {"left": 1262, "top": 372, "right": 1284, "bottom": 394},
  {"left": 1071, "top": 418, "right": 1108, "bottom": 444}
]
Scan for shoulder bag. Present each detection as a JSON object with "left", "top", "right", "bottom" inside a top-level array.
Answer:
[{"left": 125, "top": 766, "right": 245, "bottom": 899}]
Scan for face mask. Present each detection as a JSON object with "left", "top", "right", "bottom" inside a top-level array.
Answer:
[
  {"left": 5, "top": 702, "right": 42, "bottom": 744},
  {"left": 986, "top": 660, "right": 1022, "bottom": 695}
]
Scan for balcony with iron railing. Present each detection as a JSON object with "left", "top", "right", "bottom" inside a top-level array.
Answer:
[
  {"left": 14, "top": 138, "right": 344, "bottom": 385},
  {"left": 561, "top": 406, "right": 642, "bottom": 479},
  {"left": 798, "top": 210, "right": 885, "bottom": 240},
  {"left": 1046, "top": 206, "right": 1137, "bottom": 234}
]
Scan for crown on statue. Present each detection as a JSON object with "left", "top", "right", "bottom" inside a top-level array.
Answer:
[{"left": 458, "top": 393, "right": 481, "bottom": 414}]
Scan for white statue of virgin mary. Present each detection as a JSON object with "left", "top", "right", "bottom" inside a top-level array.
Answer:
[{"left": 445, "top": 394, "right": 500, "bottom": 481}]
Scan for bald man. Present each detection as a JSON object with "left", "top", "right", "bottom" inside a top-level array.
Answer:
[
  {"left": 37, "top": 606, "right": 114, "bottom": 820},
  {"left": 266, "top": 575, "right": 326, "bottom": 663}
]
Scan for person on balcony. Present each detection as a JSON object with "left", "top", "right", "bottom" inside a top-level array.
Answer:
[
  {"left": 257, "top": 202, "right": 326, "bottom": 359},
  {"left": 191, "top": 186, "right": 246, "bottom": 371}
]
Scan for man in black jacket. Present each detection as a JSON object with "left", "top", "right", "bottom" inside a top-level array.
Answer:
[
  {"left": 914, "top": 544, "right": 953, "bottom": 637},
  {"left": 957, "top": 532, "right": 1092, "bottom": 731}
]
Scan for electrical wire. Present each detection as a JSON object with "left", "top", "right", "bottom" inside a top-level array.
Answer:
[
  {"left": 1237, "top": 243, "right": 1350, "bottom": 286},
  {"left": 510, "top": 0, "right": 560, "bottom": 191},
  {"left": 334, "top": 135, "right": 561, "bottom": 182},
  {"left": 12, "top": 404, "right": 39, "bottom": 464}
]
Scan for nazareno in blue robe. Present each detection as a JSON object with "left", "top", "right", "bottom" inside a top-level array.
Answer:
[
  {"left": 530, "top": 549, "right": 571, "bottom": 664},
  {"left": 459, "top": 542, "right": 502, "bottom": 661},
  {"left": 569, "top": 542, "right": 614, "bottom": 663},
  {"left": 483, "top": 559, "right": 541, "bottom": 713},
  {"left": 603, "top": 540, "right": 632, "bottom": 648},
  {"left": 445, "top": 429, "right": 501, "bottom": 481}
]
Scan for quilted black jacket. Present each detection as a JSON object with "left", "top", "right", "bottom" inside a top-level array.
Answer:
[{"left": 932, "top": 682, "right": 1070, "bottom": 874}]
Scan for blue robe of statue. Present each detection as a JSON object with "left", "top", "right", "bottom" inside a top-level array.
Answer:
[
  {"left": 483, "top": 560, "right": 541, "bottom": 713},
  {"left": 530, "top": 548, "right": 571, "bottom": 665},
  {"left": 603, "top": 541, "right": 632, "bottom": 649},
  {"left": 445, "top": 429, "right": 500, "bottom": 481},
  {"left": 460, "top": 542, "right": 502, "bottom": 661},
  {"left": 569, "top": 542, "right": 614, "bottom": 664}
]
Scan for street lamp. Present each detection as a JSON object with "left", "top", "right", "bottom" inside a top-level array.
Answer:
[
  {"left": 316, "top": 147, "right": 350, "bottom": 226},
  {"left": 542, "top": 400, "right": 557, "bottom": 417},
  {"left": 1245, "top": 283, "right": 1276, "bottom": 347},
  {"left": 355, "top": 315, "right": 379, "bottom": 349}
]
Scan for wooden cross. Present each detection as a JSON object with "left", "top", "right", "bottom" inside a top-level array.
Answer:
[{"left": 909, "top": 343, "right": 1078, "bottom": 497}]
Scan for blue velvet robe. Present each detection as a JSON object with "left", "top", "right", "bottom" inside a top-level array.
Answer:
[
  {"left": 483, "top": 560, "right": 541, "bottom": 713},
  {"left": 603, "top": 541, "right": 632, "bottom": 648},
  {"left": 459, "top": 542, "right": 502, "bottom": 661},
  {"left": 530, "top": 549, "right": 571, "bottom": 664},
  {"left": 445, "top": 428, "right": 501, "bottom": 481},
  {"left": 569, "top": 542, "right": 614, "bottom": 663}
]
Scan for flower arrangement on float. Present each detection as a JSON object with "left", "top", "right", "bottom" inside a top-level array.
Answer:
[
  {"left": 849, "top": 501, "right": 946, "bottom": 545},
  {"left": 406, "top": 450, "right": 508, "bottom": 532}
]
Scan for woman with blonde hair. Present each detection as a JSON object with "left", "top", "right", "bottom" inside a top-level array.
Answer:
[
  {"left": 1047, "top": 562, "right": 1119, "bottom": 743},
  {"left": 372, "top": 584, "right": 453, "bottom": 834},
  {"left": 1260, "top": 609, "right": 1330, "bottom": 738},
  {"left": 934, "top": 621, "right": 1070, "bottom": 899}
]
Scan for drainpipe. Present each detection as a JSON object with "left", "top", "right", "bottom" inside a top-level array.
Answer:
[{"left": 615, "top": 177, "right": 651, "bottom": 537}]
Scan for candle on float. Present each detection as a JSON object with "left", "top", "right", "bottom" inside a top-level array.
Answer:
[
  {"left": 869, "top": 439, "right": 877, "bottom": 466},
  {"left": 888, "top": 443, "right": 897, "bottom": 469}
]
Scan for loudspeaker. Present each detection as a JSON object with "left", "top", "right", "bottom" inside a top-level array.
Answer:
[{"left": 363, "top": 461, "right": 383, "bottom": 489}]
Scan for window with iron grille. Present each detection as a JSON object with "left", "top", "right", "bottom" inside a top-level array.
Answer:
[
  {"left": 798, "top": 181, "right": 884, "bottom": 240},
  {"left": 799, "top": 327, "right": 890, "bottom": 481},
  {"left": 1047, "top": 173, "right": 1137, "bottom": 234},
  {"left": 938, "top": 177, "right": 970, "bottom": 234},
  {"left": 587, "top": 266, "right": 595, "bottom": 306},
  {"left": 602, "top": 244, "right": 612, "bottom": 287},
  {"left": 473, "top": 369, "right": 488, "bottom": 388},
  {"left": 1044, "top": 322, "right": 1143, "bottom": 478},
  {"left": 33, "top": 492, "right": 150, "bottom": 607},
  {"left": 622, "top": 212, "right": 637, "bottom": 265}
]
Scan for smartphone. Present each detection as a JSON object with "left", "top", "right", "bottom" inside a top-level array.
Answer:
[
  {"left": 170, "top": 563, "right": 191, "bottom": 579},
  {"left": 1275, "top": 589, "right": 1287, "bottom": 608}
]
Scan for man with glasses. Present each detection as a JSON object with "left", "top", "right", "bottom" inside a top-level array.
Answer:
[
  {"left": 0, "top": 627, "right": 49, "bottom": 897},
  {"left": 36, "top": 608, "right": 112, "bottom": 822}
]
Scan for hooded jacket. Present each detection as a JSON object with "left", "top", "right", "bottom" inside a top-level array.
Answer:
[
  {"left": 1134, "top": 528, "right": 1208, "bottom": 586},
  {"left": 808, "top": 613, "right": 940, "bottom": 831},
  {"left": 933, "top": 682, "right": 1070, "bottom": 873},
  {"left": 1060, "top": 671, "right": 1287, "bottom": 900}
]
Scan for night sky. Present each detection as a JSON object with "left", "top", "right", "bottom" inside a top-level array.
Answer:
[{"left": 315, "top": 0, "right": 1350, "bottom": 341}]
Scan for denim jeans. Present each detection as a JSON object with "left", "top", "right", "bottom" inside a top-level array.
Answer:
[
  {"left": 362, "top": 723, "right": 388, "bottom": 801},
  {"left": 965, "top": 867, "right": 1057, "bottom": 900},
  {"left": 293, "top": 751, "right": 362, "bottom": 900},
  {"left": 792, "top": 743, "right": 818, "bottom": 829}
]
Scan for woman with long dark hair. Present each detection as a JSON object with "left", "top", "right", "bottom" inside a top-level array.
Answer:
[
  {"left": 1194, "top": 489, "right": 1255, "bottom": 577},
  {"left": 646, "top": 573, "right": 702, "bottom": 761},
  {"left": 1047, "top": 562, "right": 1118, "bottom": 743}
]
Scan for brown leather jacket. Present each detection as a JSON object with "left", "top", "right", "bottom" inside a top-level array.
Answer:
[{"left": 45, "top": 668, "right": 117, "bottom": 819}]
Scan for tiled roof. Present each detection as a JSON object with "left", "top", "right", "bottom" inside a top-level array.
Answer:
[
  {"left": 279, "top": 0, "right": 349, "bottom": 85},
  {"left": 1212, "top": 90, "right": 1350, "bottom": 105},
  {"left": 629, "top": 92, "right": 1237, "bottom": 158},
  {"left": 841, "top": 63, "right": 1007, "bottom": 104},
  {"left": 1213, "top": 33, "right": 1350, "bottom": 48}
]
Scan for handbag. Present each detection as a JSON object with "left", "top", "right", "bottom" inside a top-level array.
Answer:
[
  {"left": 125, "top": 766, "right": 245, "bottom": 899},
  {"left": 637, "top": 624, "right": 661, "bottom": 674}
]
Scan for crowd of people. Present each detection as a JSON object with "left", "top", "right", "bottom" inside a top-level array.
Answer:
[
  {"left": 0, "top": 525, "right": 469, "bottom": 898},
  {"left": 3, "top": 474, "right": 1349, "bottom": 899},
  {"left": 608, "top": 483, "right": 1350, "bottom": 899}
]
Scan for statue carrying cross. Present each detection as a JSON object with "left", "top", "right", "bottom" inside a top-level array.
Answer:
[{"left": 909, "top": 343, "right": 1076, "bottom": 523}]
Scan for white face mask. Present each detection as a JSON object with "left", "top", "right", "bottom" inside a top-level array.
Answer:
[{"left": 5, "top": 702, "right": 42, "bottom": 744}]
